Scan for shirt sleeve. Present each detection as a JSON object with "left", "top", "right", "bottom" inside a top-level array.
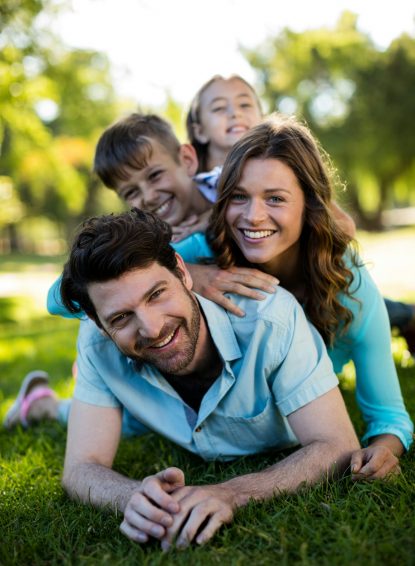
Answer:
[
  {"left": 73, "top": 320, "right": 122, "bottom": 408},
  {"left": 339, "top": 263, "right": 413, "bottom": 449},
  {"left": 271, "top": 301, "right": 339, "bottom": 416},
  {"left": 172, "top": 233, "right": 215, "bottom": 263}
]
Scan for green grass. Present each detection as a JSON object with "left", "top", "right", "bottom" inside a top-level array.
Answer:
[{"left": 1, "top": 279, "right": 415, "bottom": 564}]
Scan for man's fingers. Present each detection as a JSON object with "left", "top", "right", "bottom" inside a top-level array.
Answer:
[
  {"left": 123, "top": 507, "right": 168, "bottom": 539},
  {"left": 119, "top": 519, "right": 149, "bottom": 544},
  {"left": 141, "top": 477, "right": 180, "bottom": 513},
  {"left": 156, "top": 467, "right": 185, "bottom": 490},
  {"left": 127, "top": 492, "right": 174, "bottom": 527},
  {"left": 195, "top": 508, "right": 233, "bottom": 546}
]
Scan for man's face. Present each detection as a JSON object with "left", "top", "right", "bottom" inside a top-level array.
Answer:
[
  {"left": 115, "top": 141, "right": 198, "bottom": 227},
  {"left": 88, "top": 259, "right": 202, "bottom": 375}
]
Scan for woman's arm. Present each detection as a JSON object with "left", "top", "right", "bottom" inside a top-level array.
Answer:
[{"left": 340, "top": 263, "right": 413, "bottom": 478}]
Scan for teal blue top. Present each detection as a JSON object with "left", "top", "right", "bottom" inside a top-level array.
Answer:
[{"left": 47, "top": 232, "right": 414, "bottom": 450}]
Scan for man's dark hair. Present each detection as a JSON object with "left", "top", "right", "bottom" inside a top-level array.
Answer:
[{"left": 60, "top": 209, "right": 179, "bottom": 327}]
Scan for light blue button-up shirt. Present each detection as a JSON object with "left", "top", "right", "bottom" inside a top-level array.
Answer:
[{"left": 74, "top": 289, "right": 338, "bottom": 461}]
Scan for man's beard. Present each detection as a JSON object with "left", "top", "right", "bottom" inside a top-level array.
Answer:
[{"left": 128, "top": 286, "right": 201, "bottom": 375}]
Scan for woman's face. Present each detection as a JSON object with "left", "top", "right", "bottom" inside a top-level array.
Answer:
[{"left": 225, "top": 158, "right": 305, "bottom": 275}]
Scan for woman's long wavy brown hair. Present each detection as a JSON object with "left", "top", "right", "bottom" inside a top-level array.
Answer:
[{"left": 207, "top": 114, "right": 359, "bottom": 346}]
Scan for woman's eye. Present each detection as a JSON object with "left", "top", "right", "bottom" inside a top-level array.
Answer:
[
  {"left": 240, "top": 102, "right": 253, "bottom": 109},
  {"left": 212, "top": 105, "right": 226, "bottom": 113},
  {"left": 230, "top": 193, "right": 247, "bottom": 202},
  {"left": 268, "top": 196, "right": 283, "bottom": 204}
]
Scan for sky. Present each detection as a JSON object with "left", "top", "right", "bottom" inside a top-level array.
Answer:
[{"left": 47, "top": 0, "right": 415, "bottom": 108}]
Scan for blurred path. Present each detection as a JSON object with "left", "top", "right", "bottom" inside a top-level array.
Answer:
[{"left": 358, "top": 230, "right": 415, "bottom": 300}]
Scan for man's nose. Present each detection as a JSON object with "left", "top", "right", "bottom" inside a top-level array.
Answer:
[{"left": 136, "top": 314, "right": 164, "bottom": 340}]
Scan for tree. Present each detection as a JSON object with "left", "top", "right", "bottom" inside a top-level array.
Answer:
[
  {"left": 246, "top": 12, "right": 415, "bottom": 228},
  {"left": 0, "top": 0, "right": 119, "bottom": 250}
]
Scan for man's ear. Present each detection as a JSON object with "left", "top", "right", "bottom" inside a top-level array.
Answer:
[
  {"left": 179, "top": 144, "right": 199, "bottom": 177},
  {"left": 192, "top": 122, "right": 209, "bottom": 144},
  {"left": 175, "top": 253, "right": 193, "bottom": 290}
]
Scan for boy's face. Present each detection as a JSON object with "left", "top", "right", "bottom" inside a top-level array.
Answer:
[{"left": 116, "top": 141, "right": 198, "bottom": 227}]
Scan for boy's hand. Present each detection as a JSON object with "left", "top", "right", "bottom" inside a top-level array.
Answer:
[
  {"left": 120, "top": 467, "right": 184, "bottom": 544},
  {"left": 187, "top": 264, "right": 279, "bottom": 317},
  {"left": 172, "top": 211, "right": 212, "bottom": 242},
  {"left": 160, "top": 484, "right": 236, "bottom": 550}
]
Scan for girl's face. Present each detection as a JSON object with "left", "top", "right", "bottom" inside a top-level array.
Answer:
[
  {"left": 225, "top": 158, "right": 305, "bottom": 275},
  {"left": 194, "top": 78, "right": 262, "bottom": 155}
]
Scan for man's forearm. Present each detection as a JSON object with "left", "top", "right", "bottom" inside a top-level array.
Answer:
[
  {"left": 221, "top": 439, "right": 355, "bottom": 507},
  {"left": 62, "top": 463, "right": 141, "bottom": 512}
]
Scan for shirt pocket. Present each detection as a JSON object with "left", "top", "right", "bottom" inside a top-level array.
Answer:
[{"left": 224, "top": 397, "right": 298, "bottom": 452}]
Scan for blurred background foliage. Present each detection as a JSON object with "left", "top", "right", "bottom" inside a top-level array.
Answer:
[{"left": 1, "top": 2, "right": 415, "bottom": 254}]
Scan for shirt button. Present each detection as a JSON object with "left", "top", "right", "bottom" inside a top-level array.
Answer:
[{"left": 195, "top": 426, "right": 202, "bottom": 432}]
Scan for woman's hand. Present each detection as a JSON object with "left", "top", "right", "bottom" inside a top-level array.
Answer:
[
  {"left": 350, "top": 445, "right": 401, "bottom": 480},
  {"left": 186, "top": 264, "right": 279, "bottom": 317}
]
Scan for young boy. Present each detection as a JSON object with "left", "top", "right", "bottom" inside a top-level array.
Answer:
[{"left": 94, "top": 112, "right": 219, "bottom": 241}]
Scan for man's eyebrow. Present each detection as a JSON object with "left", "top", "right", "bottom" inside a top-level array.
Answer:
[{"left": 103, "top": 279, "right": 169, "bottom": 324}]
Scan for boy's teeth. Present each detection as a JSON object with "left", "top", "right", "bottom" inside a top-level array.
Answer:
[
  {"left": 243, "top": 229, "right": 274, "bottom": 239},
  {"left": 155, "top": 201, "right": 169, "bottom": 215},
  {"left": 153, "top": 330, "right": 175, "bottom": 348}
]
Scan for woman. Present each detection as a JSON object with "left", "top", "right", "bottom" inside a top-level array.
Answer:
[{"left": 176, "top": 114, "right": 413, "bottom": 479}]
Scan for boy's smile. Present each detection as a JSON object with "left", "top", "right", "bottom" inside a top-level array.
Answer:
[{"left": 116, "top": 141, "right": 207, "bottom": 227}]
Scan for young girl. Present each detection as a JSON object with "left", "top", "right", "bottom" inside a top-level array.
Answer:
[
  {"left": 175, "top": 114, "right": 413, "bottom": 479},
  {"left": 186, "top": 74, "right": 263, "bottom": 173}
]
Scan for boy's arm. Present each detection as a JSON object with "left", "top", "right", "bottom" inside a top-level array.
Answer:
[
  {"left": 171, "top": 210, "right": 212, "bottom": 242},
  {"left": 124, "top": 388, "right": 359, "bottom": 549},
  {"left": 47, "top": 274, "right": 80, "bottom": 318}
]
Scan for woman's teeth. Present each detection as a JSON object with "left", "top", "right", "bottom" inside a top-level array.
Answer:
[{"left": 243, "top": 229, "right": 275, "bottom": 239}]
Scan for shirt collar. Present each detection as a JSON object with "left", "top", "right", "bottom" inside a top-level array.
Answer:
[{"left": 195, "top": 293, "right": 241, "bottom": 363}]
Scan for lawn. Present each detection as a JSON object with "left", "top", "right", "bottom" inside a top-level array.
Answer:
[{"left": 1, "top": 244, "right": 415, "bottom": 565}]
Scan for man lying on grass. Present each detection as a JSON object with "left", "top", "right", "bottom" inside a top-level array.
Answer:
[{"left": 59, "top": 208, "right": 359, "bottom": 550}]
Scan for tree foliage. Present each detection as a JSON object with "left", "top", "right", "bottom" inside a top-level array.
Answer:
[
  {"left": 246, "top": 12, "right": 415, "bottom": 228},
  {"left": 0, "top": 0, "right": 119, "bottom": 250}
]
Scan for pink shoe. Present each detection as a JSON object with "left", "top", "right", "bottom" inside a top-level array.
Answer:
[{"left": 3, "top": 370, "right": 56, "bottom": 429}]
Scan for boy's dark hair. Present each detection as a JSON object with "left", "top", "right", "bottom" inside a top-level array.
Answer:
[
  {"left": 60, "top": 209, "right": 179, "bottom": 327},
  {"left": 94, "top": 113, "right": 181, "bottom": 189}
]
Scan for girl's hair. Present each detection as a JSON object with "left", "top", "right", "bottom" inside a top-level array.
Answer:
[
  {"left": 207, "top": 113, "right": 358, "bottom": 346},
  {"left": 186, "top": 74, "right": 263, "bottom": 173}
]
